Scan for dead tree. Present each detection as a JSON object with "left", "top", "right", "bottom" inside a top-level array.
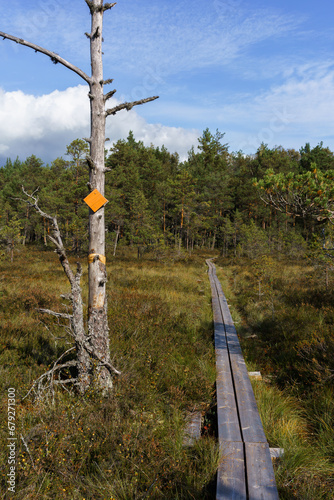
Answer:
[{"left": 1, "top": 0, "right": 158, "bottom": 395}]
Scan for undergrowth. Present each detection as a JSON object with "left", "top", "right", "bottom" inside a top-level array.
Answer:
[{"left": 0, "top": 247, "right": 218, "bottom": 499}]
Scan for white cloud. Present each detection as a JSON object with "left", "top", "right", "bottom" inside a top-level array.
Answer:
[
  {"left": 217, "top": 64, "right": 334, "bottom": 152},
  {"left": 0, "top": 85, "right": 199, "bottom": 163}
]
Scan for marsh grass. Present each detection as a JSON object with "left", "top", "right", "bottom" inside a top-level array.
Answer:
[
  {"left": 0, "top": 247, "right": 219, "bottom": 499},
  {"left": 215, "top": 255, "right": 334, "bottom": 499}
]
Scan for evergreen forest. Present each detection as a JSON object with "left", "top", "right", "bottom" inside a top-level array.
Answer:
[{"left": 2, "top": 128, "right": 334, "bottom": 262}]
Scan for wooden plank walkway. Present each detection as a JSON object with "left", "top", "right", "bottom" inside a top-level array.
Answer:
[{"left": 206, "top": 260, "right": 279, "bottom": 500}]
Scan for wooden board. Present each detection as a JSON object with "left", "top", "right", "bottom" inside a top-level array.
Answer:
[
  {"left": 231, "top": 357, "right": 267, "bottom": 443},
  {"left": 207, "top": 260, "right": 279, "bottom": 500},
  {"left": 183, "top": 411, "right": 202, "bottom": 446},
  {"left": 245, "top": 443, "right": 279, "bottom": 500},
  {"left": 212, "top": 294, "right": 242, "bottom": 442},
  {"left": 217, "top": 442, "right": 247, "bottom": 500},
  {"left": 216, "top": 280, "right": 267, "bottom": 444}
]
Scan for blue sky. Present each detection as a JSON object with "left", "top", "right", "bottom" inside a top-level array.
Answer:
[{"left": 0, "top": 0, "right": 334, "bottom": 164}]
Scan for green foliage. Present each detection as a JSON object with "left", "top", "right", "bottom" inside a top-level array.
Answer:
[
  {"left": 2, "top": 131, "right": 334, "bottom": 257},
  {"left": 255, "top": 166, "right": 334, "bottom": 223},
  {"left": 0, "top": 213, "right": 23, "bottom": 261}
]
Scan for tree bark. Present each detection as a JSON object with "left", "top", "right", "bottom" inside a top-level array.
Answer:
[{"left": 86, "top": 0, "right": 113, "bottom": 393}]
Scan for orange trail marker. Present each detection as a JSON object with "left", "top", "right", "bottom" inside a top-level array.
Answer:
[{"left": 83, "top": 189, "right": 108, "bottom": 212}]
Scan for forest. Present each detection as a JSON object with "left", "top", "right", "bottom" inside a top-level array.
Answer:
[
  {"left": 1, "top": 129, "right": 334, "bottom": 499},
  {"left": 1, "top": 128, "right": 334, "bottom": 261}
]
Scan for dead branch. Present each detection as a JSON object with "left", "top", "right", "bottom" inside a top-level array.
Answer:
[
  {"left": 85, "top": 0, "right": 116, "bottom": 14},
  {"left": 104, "top": 89, "right": 117, "bottom": 101},
  {"left": 84, "top": 0, "right": 94, "bottom": 13},
  {"left": 38, "top": 318, "right": 73, "bottom": 343},
  {"left": 0, "top": 31, "right": 91, "bottom": 84},
  {"left": 83, "top": 341, "right": 121, "bottom": 375},
  {"left": 102, "top": 78, "right": 114, "bottom": 85},
  {"left": 39, "top": 308, "right": 73, "bottom": 321},
  {"left": 103, "top": 2, "right": 117, "bottom": 12},
  {"left": 86, "top": 155, "right": 96, "bottom": 171},
  {"left": 20, "top": 434, "right": 36, "bottom": 469},
  {"left": 23, "top": 356, "right": 77, "bottom": 401},
  {"left": 18, "top": 187, "right": 79, "bottom": 290},
  {"left": 106, "top": 95, "right": 159, "bottom": 116}
]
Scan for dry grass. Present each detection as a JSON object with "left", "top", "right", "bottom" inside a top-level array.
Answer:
[{"left": 0, "top": 247, "right": 219, "bottom": 499}]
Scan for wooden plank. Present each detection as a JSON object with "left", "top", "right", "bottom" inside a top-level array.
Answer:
[
  {"left": 216, "top": 283, "right": 267, "bottom": 444},
  {"left": 183, "top": 411, "right": 202, "bottom": 446},
  {"left": 210, "top": 270, "right": 241, "bottom": 443},
  {"left": 230, "top": 354, "right": 267, "bottom": 444},
  {"left": 217, "top": 442, "right": 247, "bottom": 500},
  {"left": 245, "top": 443, "right": 279, "bottom": 500}
]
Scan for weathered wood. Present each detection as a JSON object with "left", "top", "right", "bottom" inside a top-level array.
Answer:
[
  {"left": 230, "top": 355, "right": 267, "bottom": 444},
  {"left": 216, "top": 282, "right": 267, "bottom": 444},
  {"left": 217, "top": 442, "right": 246, "bottom": 500},
  {"left": 183, "top": 411, "right": 202, "bottom": 446},
  {"left": 208, "top": 262, "right": 241, "bottom": 443},
  {"left": 206, "top": 260, "right": 279, "bottom": 500},
  {"left": 270, "top": 448, "right": 284, "bottom": 460},
  {"left": 245, "top": 443, "right": 279, "bottom": 500}
]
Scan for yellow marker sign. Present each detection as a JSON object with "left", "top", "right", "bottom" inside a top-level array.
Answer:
[
  {"left": 88, "top": 253, "right": 106, "bottom": 265},
  {"left": 83, "top": 189, "right": 108, "bottom": 212}
]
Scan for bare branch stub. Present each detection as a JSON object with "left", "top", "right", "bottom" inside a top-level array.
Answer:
[
  {"left": 86, "top": 155, "right": 96, "bottom": 171},
  {"left": 106, "top": 95, "right": 159, "bottom": 116},
  {"left": 103, "top": 2, "right": 117, "bottom": 12},
  {"left": 104, "top": 89, "right": 117, "bottom": 101},
  {"left": 102, "top": 78, "right": 114, "bottom": 86},
  {"left": 85, "top": 0, "right": 116, "bottom": 14}
]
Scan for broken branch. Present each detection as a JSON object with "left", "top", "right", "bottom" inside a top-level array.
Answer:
[
  {"left": 103, "top": 3, "right": 117, "bottom": 12},
  {"left": 106, "top": 95, "right": 159, "bottom": 116},
  {"left": 39, "top": 308, "right": 73, "bottom": 320},
  {"left": 104, "top": 89, "right": 117, "bottom": 101}
]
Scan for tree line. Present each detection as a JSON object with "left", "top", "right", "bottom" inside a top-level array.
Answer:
[{"left": 1, "top": 129, "right": 334, "bottom": 260}]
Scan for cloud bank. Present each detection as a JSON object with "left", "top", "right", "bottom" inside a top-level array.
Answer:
[
  {"left": 0, "top": 85, "right": 199, "bottom": 164},
  {"left": 1, "top": 61, "right": 333, "bottom": 166}
]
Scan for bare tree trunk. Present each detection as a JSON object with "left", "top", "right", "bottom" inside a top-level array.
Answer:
[
  {"left": 211, "top": 231, "right": 216, "bottom": 250},
  {"left": 43, "top": 218, "right": 47, "bottom": 246},
  {"left": 86, "top": 0, "right": 112, "bottom": 392},
  {"left": 113, "top": 225, "right": 120, "bottom": 257}
]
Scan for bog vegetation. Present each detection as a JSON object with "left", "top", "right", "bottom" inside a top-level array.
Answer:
[{"left": 1, "top": 130, "right": 334, "bottom": 498}]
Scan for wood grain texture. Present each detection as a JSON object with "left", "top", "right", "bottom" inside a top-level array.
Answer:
[
  {"left": 217, "top": 442, "right": 247, "bottom": 500},
  {"left": 245, "top": 443, "right": 279, "bottom": 500}
]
